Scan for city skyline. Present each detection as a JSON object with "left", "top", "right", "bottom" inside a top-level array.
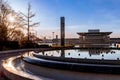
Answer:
[{"left": 9, "top": 0, "right": 120, "bottom": 38}]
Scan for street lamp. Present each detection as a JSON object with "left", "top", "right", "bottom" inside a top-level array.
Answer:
[{"left": 52, "top": 32, "right": 54, "bottom": 39}]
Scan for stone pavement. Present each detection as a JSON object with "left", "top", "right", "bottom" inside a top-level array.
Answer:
[{"left": 0, "top": 52, "right": 21, "bottom": 80}]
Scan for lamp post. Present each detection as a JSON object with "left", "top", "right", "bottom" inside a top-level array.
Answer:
[{"left": 52, "top": 32, "right": 54, "bottom": 40}]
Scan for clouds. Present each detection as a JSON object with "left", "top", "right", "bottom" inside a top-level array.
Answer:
[{"left": 9, "top": 0, "right": 120, "bottom": 38}]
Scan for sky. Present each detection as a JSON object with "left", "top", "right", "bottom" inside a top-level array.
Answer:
[{"left": 8, "top": 0, "right": 120, "bottom": 38}]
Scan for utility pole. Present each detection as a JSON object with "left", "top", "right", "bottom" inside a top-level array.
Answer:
[{"left": 52, "top": 32, "right": 54, "bottom": 39}]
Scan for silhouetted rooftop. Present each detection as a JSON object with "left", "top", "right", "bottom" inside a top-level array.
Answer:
[{"left": 77, "top": 32, "right": 112, "bottom": 36}]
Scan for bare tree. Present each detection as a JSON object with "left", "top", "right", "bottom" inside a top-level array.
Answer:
[
  {"left": 7, "top": 12, "right": 25, "bottom": 41},
  {"left": 10, "top": 30, "right": 24, "bottom": 41},
  {"left": 0, "top": 0, "right": 25, "bottom": 41},
  {"left": 0, "top": 0, "right": 11, "bottom": 41},
  {"left": 21, "top": 3, "right": 39, "bottom": 41}
]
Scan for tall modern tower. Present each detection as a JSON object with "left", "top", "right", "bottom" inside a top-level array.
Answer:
[{"left": 60, "top": 17, "right": 65, "bottom": 46}]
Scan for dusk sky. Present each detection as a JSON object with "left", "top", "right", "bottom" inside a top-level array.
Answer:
[{"left": 9, "top": 0, "right": 120, "bottom": 38}]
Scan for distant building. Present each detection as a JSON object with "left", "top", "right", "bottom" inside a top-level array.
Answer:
[
  {"left": 77, "top": 29, "right": 112, "bottom": 48},
  {"left": 110, "top": 38, "right": 120, "bottom": 44},
  {"left": 53, "top": 38, "right": 79, "bottom": 45},
  {"left": 52, "top": 29, "right": 120, "bottom": 47}
]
